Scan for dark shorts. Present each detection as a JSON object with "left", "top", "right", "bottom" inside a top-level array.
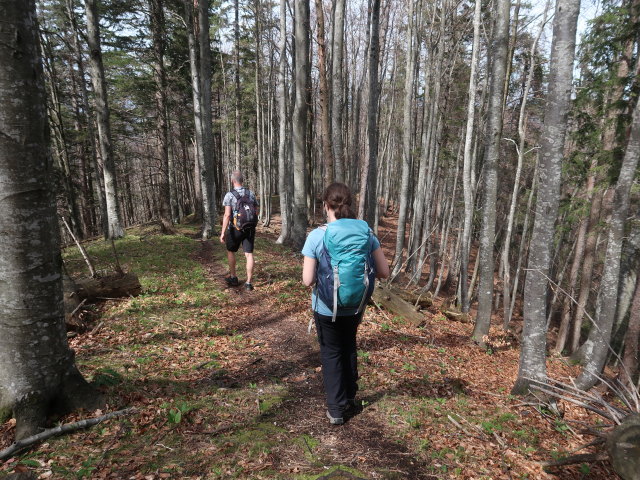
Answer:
[{"left": 225, "top": 227, "right": 256, "bottom": 253}]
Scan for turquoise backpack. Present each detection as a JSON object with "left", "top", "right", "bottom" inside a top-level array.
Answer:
[{"left": 315, "top": 218, "right": 377, "bottom": 322}]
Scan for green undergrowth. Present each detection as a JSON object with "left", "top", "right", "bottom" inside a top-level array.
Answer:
[
  {"left": 21, "top": 227, "right": 359, "bottom": 478},
  {"left": 0, "top": 225, "right": 609, "bottom": 479}
]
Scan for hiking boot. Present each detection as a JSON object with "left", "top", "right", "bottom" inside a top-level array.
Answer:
[
  {"left": 225, "top": 276, "right": 239, "bottom": 286},
  {"left": 326, "top": 410, "right": 344, "bottom": 425},
  {"left": 244, "top": 282, "right": 254, "bottom": 291}
]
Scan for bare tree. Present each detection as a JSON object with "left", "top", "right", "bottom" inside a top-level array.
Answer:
[
  {"left": 512, "top": 0, "right": 582, "bottom": 395},
  {"left": 276, "top": 0, "right": 292, "bottom": 244},
  {"left": 502, "top": 1, "right": 550, "bottom": 329},
  {"left": 472, "top": 0, "right": 510, "bottom": 344},
  {"left": 459, "top": 0, "right": 482, "bottom": 314},
  {"left": 315, "top": 0, "right": 333, "bottom": 187},
  {"left": 331, "top": 0, "right": 346, "bottom": 182},
  {"left": 184, "top": 0, "right": 215, "bottom": 239},
  {"left": 391, "top": 0, "right": 418, "bottom": 277},
  {"left": 198, "top": 0, "right": 217, "bottom": 233},
  {"left": 148, "top": 0, "right": 176, "bottom": 230},
  {"left": 0, "top": 0, "right": 102, "bottom": 441},
  {"left": 359, "top": 0, "right": 381, "bottom": 227},
  {"left": 84, "top": 0, "right": 124, "bottom": 239},
  {"left": 575, "top": 97, "right": 640, "bottom": 391},
  {"left": 291, "top": 0, "right": 310, "bottom": 249}
]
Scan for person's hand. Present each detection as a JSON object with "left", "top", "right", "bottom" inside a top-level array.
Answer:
[{"left": 219, "top": 232, "right": 225, "bottom": 243}]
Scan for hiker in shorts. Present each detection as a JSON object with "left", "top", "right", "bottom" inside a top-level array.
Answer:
[
  {"left": 220, "top": 171, "right": 259, "bottom": 291},
  {"left": 301, "top": 183, "right": 390, "bottom": 425}
]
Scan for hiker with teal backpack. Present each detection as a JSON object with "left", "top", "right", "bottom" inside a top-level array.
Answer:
[{"left": 302, "top": 183, "right": 390, "bottom": 425}]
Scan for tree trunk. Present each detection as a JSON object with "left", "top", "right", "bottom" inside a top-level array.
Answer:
[
  {"left": 459, "top": 0, "right": 482, "bottom": 314},
  {"left": 84, "top": 0, "right": 124, "bottom": 239},
  {"left": 571, "top": 189, "right": 606, "bottom": 353},
  {"left": 184, "top": 0, "right": 214, "bottom": 238},
  {"left": 65, "top": 0, "right": 98, "bottom": 236},
  {"left": 276, "top": 0, "right": 291, "bottom": 244},
  {"left": 502, "top": 1, "right": 550, "bottom": 330},
  {"left": 554, "top": 158, "right": 597, "bottom": 353},
  {"left": 512, "top": 0, "right": 582, "bottom": 394},
  {"left": 331, "top": 0, "right": 346, "bottom": 182},
  {"left": 234, "top": 0, "right": 241, "bottom": 170},
  {"left": 148, "top": 0, "right": 175, "bottom": 231},
  {"left": 391, "top": 0, "right": 417, "bottom": 276},
  {"left": 198, "top": 0, "right": 217, "bottom": 236},
  {"left": 0, "top": 0, "right": 103, "bottom": 441},
  {"left": 290, "top": 0, "right": 310, "bottom": 250},
  {"left": 315, "top": 0, "right": 333, "bottom": 187},
  {"left": 472, "top": 0, "right": 510, "bottom": 343},
  {"left": 359, "top": 0, "right": 381, "bottom": 226},
  {"left": 621, "top": 274, "right": 640, "bottom": 386},
  {"left": 575, "top": 97, "right": 640, "bottom": 390}
]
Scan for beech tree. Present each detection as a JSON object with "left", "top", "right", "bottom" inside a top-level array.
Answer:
[
  {"left": 0, "top": 0, "right": 102, "bottom": 441},
  {"left": 512, "top": 0, "right": 582, "bottom": 395},
  {"left": 331, "top": 0, "right": 346, "bottom": 182},
  {"left": 575, "top": 97, "right": 640, "bottom": 390},
  {"left": 290, "top": 0, "right": 310, "bottom": 249},
  {"left": 471, "top": 0, "right": 510, "bottom": 344},
  {"left": 148, "top": 0, "right": 176, "bottom": 229},
  {"left": 84, "top": 0, "right": 124, "bottom": 239}
]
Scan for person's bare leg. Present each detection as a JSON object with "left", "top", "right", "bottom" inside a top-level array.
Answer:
[
  {"left": 244, "top": 252, "right": 254, "bottom": 284},
  {"left": 227, "top": 251, "right": 237, "bottom": 277}
]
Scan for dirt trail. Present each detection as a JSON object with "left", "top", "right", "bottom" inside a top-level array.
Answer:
[{"left": 194, "top": 239, "right": 435, "bottom": 479}]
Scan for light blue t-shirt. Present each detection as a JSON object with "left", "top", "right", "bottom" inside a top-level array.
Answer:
[{"left": 301, "top": 222, "right": 381, "bottom": 316}]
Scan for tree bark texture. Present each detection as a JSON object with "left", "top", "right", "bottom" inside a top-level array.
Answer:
[
  {"left": 512, "top": 0, "right": 582, "bottom": 394},
  {"left": 331, "top": 0, "right": 346, "bottom": 182},
  {"left": 234, "top": 0, "right": 241, "bottom": 170},
  {"left": 184, "top": 0, "right": 214, "bottom": 238},
  {"left": 84, "top": 0, "right": 124, "bottom": 239},
  {"left": 315, "top": 0, "right": 333, "bottom": 187},
  {"left": 391, "top": 0, "right": 417, "bottom": 276},
  {"left": 621, "top": 274, "right": 640, "bottom": 386},
  {"left": 291, "top": 0, "right": 310, "bottom": 250},
  {"left": 148, "top": 0, "right": 175, "bottom": 230},
  {"left": 360, "top": 0, "right": 381, "bottom": 227},
  {"left": 575, "top": 96, "right": 640, "bottom": 391},
  {"left": 276, "top": 0, "right": 291, "bottom": 244},
  {"left": 472, "top": 0, "right": 510, "bottom": 343},
  {"left": 459, "top": 0, "right": 482, "bottom": 314},
  {"left": 502, "top": 1, "right": 549, "bottom": 329},
  {"left": 197, "top": 0, "right": 217, "bottom": 236},
  {"left": 0, "top": 0, "right": 102, "bottom": 440}
]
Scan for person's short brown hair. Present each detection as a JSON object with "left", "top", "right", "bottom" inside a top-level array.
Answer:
[
  {"left": 322, "top": 183, "right": 355, "bottom": 219},
  {"left": 231, "top": 170, "right": 244, "bottom": 184}
]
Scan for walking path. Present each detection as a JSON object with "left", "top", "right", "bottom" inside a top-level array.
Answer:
[{"left": 194, "top": 239, "right": 435, "bottom": 479}]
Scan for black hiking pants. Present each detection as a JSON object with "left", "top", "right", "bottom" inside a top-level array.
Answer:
[{"left": 314, "top": 311, "right": 363, "bottom": 418}]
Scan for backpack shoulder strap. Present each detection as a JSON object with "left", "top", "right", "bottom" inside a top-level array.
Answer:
[{"left": 230, "top": 190, "right": 241, "bottom": 200}]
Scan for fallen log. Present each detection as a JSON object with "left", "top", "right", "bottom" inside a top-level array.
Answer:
[
  {"left": 442, "top": 309, "right": 471, "bottom": 323},
  {"left": 63, "top": 272, "right": 80, "bottom": 320},
  {"left": 75, "top": 272, "right": 142, "bottom": 301},
  {"left": 371, "top": 285, "right": 426, "bottom": 327},
  {"left": 388, "top": 286, "right": 432, "bottom": 309}
]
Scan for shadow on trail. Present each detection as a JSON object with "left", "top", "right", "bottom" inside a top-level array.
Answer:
[{"left": 189, "top": 239, "right": 437, "bottom": 478}]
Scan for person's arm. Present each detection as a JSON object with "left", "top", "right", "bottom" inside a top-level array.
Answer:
[
  {"left": 373, "top": 247, "right": 390, "bottom": 279},
  {"left": 220, "top": 205, "right": 232, "bottom": 242},
  {"left": 302, "top": 256, "right": 317, "bottom": 286}
]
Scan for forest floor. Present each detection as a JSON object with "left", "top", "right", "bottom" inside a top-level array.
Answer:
[{"left": 0, "top": 216, "right": 620, "bottom": 479}]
